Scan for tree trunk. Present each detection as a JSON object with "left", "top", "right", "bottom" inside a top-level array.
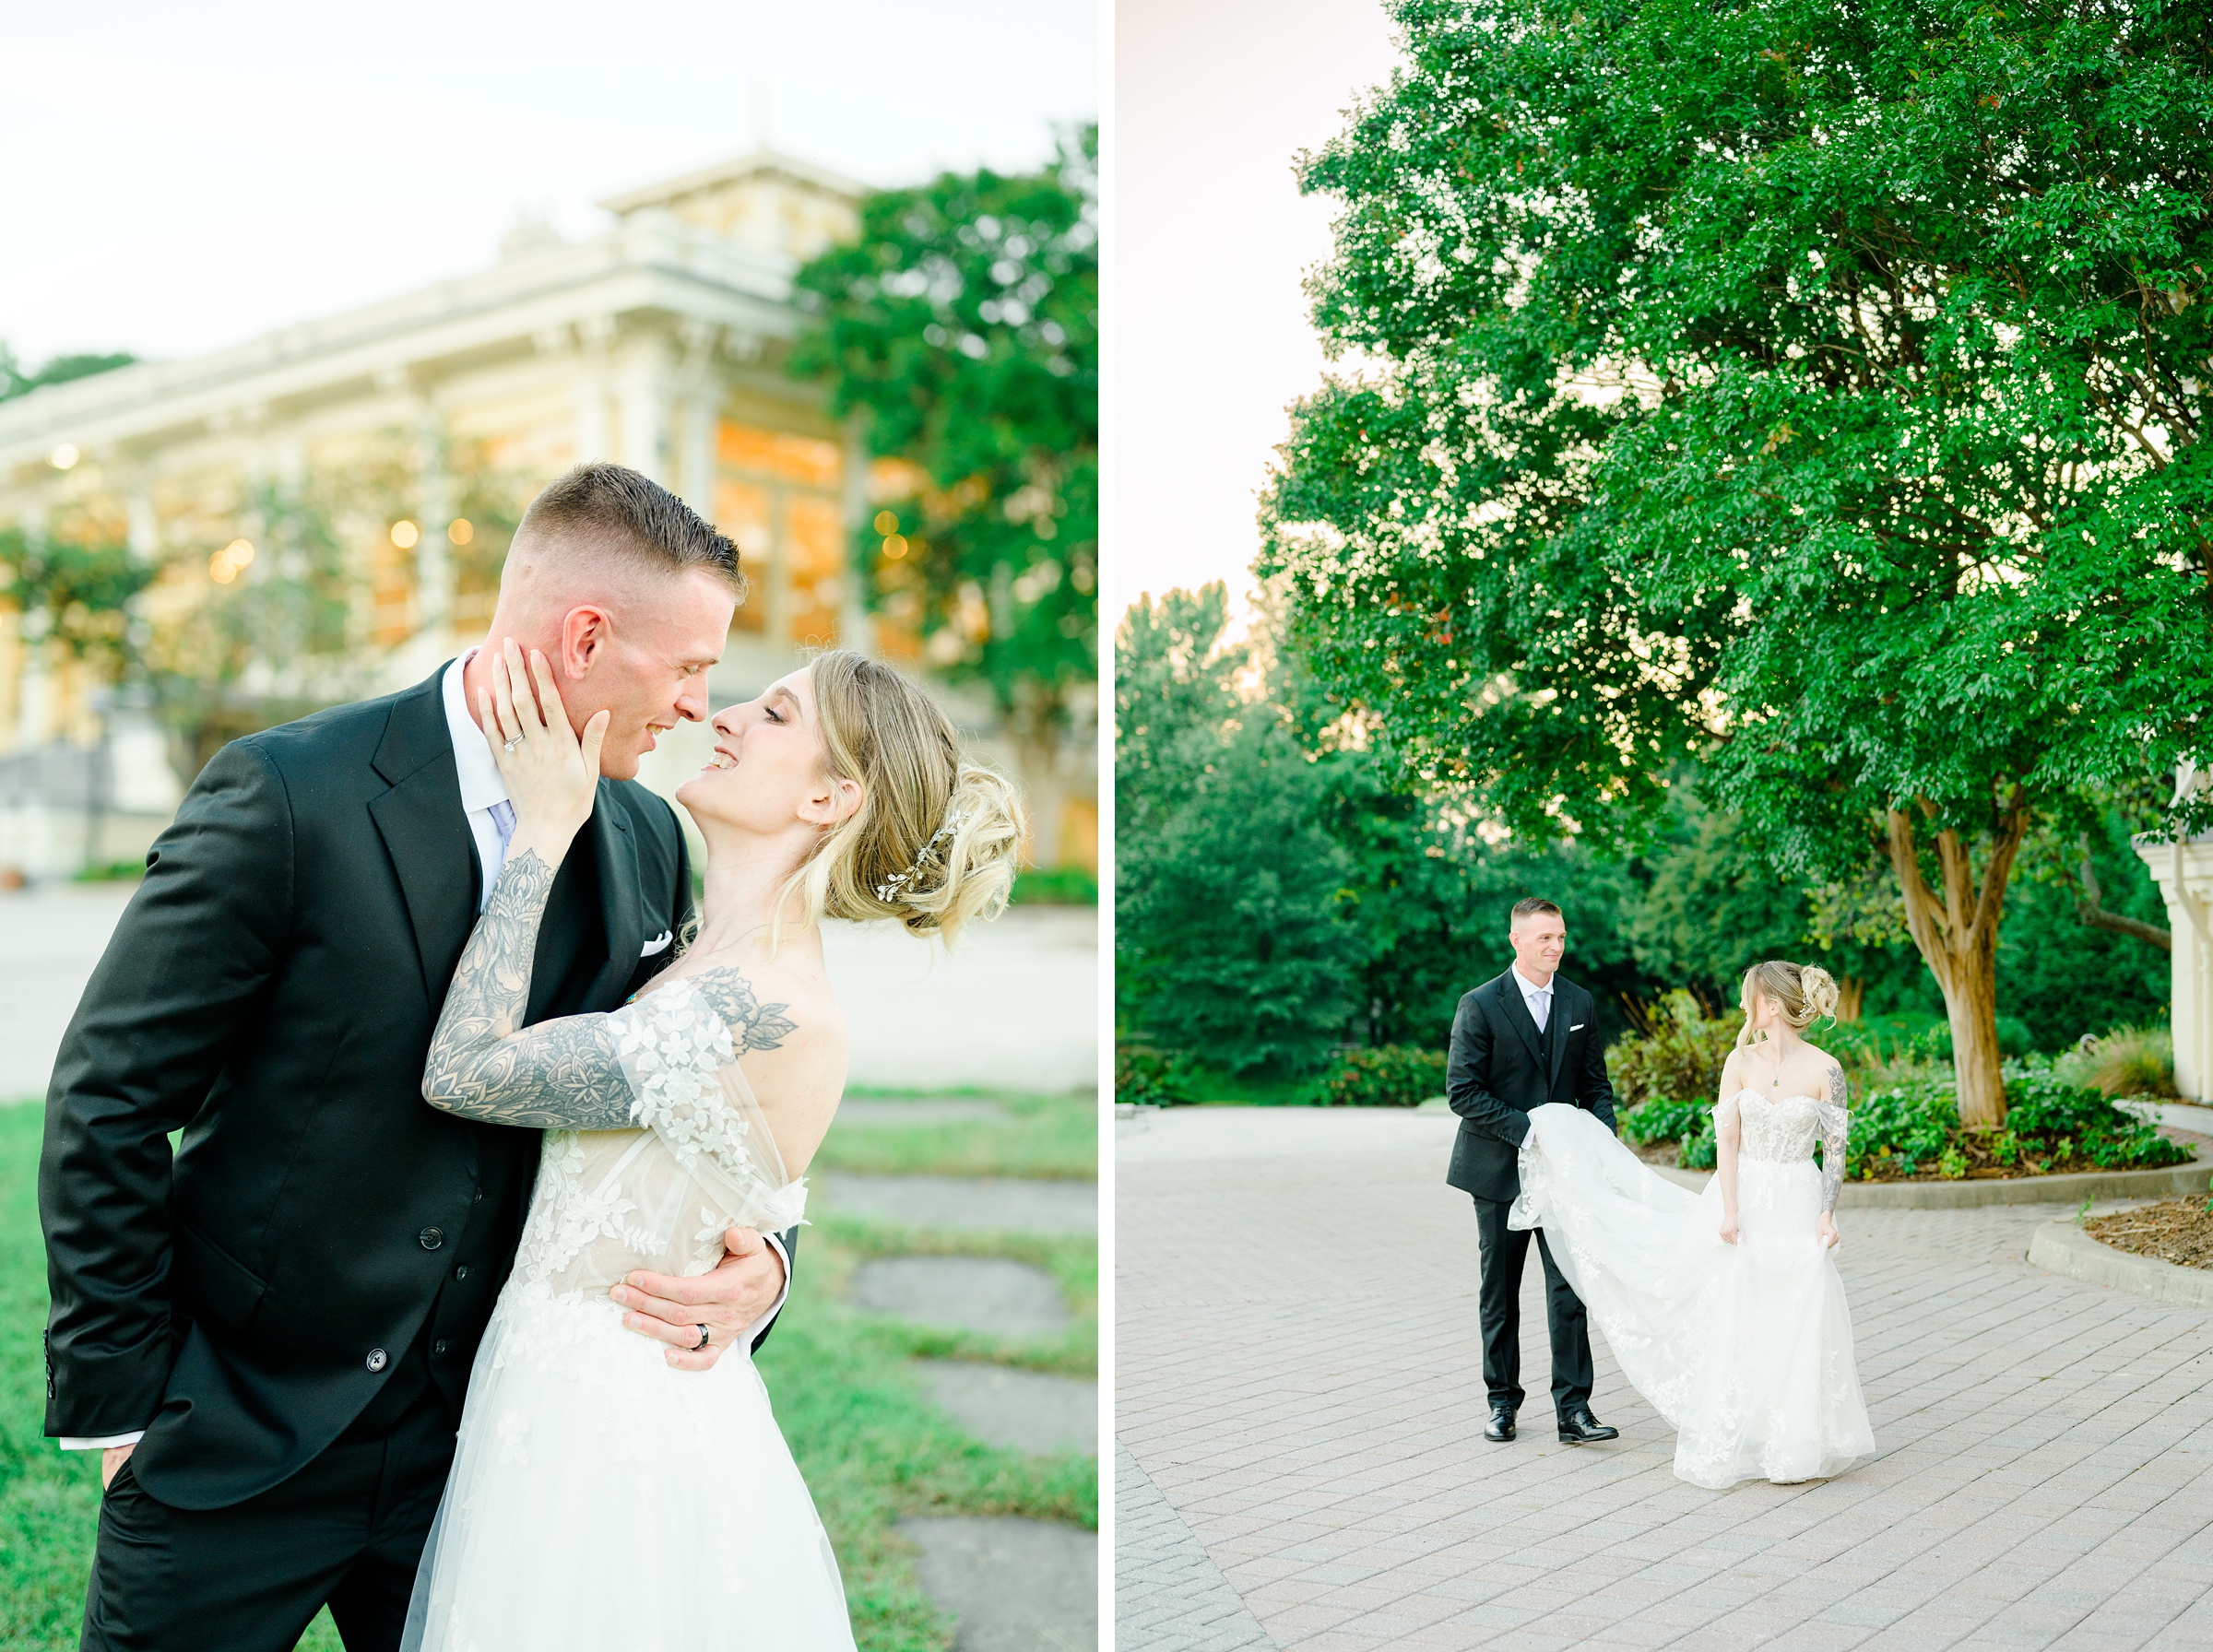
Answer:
[
  {"left": 1836, "top": 976, "right": 1865, "bottom": 1023},
  {"left": 1884, "top": 798, "right": 2030, "bottom": 1128}
]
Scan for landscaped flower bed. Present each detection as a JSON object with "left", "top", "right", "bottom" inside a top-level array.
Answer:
[
  {"left": 1620, "top": 1064, "right": 2192, "bottom": 1183},
  {"left": 1315, "top": 1044, "right": 1446, "bottom": 1108}
]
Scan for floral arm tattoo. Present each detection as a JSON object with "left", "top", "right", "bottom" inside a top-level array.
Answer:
[
  {"left": 1818, "top": 1058, "right": 1850, "bottom": 1216},
  {"left": 688, "top": 971, "right": 799, "bottom": 1055},
  {"left": 421, "top": 850, "right": 634, "bottom": 1129},
  {"left": 422, "top": 850, "right": 798, "bottom": 1130}
]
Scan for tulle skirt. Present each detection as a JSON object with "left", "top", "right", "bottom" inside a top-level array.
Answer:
[
  {"left": 400, "top": 1280, "right": 856, "bottom": 1650},
  {"left": 1509, "top": 1104, "right": 1876, "bottom": 1490}
]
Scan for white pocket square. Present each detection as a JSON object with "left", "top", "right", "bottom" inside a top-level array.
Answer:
[
  {"left": 1569, "top": 1022, "right": 1586, "bottom": 1032},
  {"left": 641, "top": 930, "right": 673, "bottom": 957}
]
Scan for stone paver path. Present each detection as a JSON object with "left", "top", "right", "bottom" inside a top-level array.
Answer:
[
  {"left": 822, "top": 1171, "right": 1097, "bottom": 1233},
  {"left": 851, "top": 1256, "right": 1073, "bottom": 1338},
  {"left": 898, "top": 1516, "right": 1099, "bottom": 1652},
  {"left": 917, "top": 1360, "right": 1098, "bottom": 1456},
  {"left": 1118, "top": 1106, "right": 2213, "bottom": 1651}
]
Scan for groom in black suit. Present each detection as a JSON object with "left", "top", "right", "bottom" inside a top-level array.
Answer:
[
  {"left": 1446, "top": 896, "right": 1621, "bottom": 1446},
  {"left": 42, "top": 465, "right": 794, "bottom": 1651}
]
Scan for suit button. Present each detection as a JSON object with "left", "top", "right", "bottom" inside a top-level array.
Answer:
[
  {"left": 420, "top": 1227, "right": 444, "bottom": 1250},
  {"left": 432, "top": 1339, "right": 450, "bottom": 1357},
  {"left": 470, "top": 1189, "right": 485, "bottom": 1204},
  {"left": 366, "top": 1348, "right": 388, "bottom": 1373},
  {"left": 455, "top": 1265, "right": 470, "bottom": 1281}
]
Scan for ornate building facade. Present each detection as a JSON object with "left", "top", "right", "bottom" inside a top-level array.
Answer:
[{"left": 0, "top": 151, "right": 1095, "bottom": 879}]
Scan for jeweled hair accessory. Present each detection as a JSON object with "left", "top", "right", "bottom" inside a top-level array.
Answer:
[{"left": 875, "top": 808, "right": 968, "bottom": 903}]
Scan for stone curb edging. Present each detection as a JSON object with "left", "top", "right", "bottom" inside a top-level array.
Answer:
[
  {"left": 2028, "top": 1219, "right": 2213, "bottom": 1310},
  {"left": 1652, "top": 1158, "right": 2211, "bottom": 1209}
]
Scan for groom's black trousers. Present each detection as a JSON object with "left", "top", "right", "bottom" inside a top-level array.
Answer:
[
  {"left": 1472, "top": 1197, "right": 1593, "bottom": 1419},
  {"left": 80, "top": 1353, "right": 454, "bottom": 1652}
]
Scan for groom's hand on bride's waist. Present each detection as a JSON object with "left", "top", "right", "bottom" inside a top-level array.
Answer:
[{"left": 609, "top": 1225, "right": 788, "bottom": 1372}]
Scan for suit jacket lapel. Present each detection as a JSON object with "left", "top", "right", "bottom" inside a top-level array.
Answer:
[
  {"left": 581, "top": 787, "right": 645, "bottom": 1010},
  {"left": 1496, "top": 973, "right": 1544, "bottom": 1070},
  {"left": 366, "top": 669, "right": 477, "bottom": 1009},
  {"left": 1547, "top": 981, "right": 1575, "bottom": 1091}
]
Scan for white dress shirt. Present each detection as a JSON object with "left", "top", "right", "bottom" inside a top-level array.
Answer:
[
  {"left": 444, "top": 651, "right": 515, "bottom": 910},
  {"left": 1511, "top": 962, "right": 1556, "bottom": 1033},
  {"left": 63, "top": 657, "right": 781, "bottom": 1452}
]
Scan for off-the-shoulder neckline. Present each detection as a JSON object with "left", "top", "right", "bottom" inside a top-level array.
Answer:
[{"left": 1724, "top": 1088, "right": 1827, "bottom": 1108}]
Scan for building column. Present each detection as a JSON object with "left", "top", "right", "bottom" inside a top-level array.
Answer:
[
  {"left": 415, "top": 412, "right": 454, "bottom": 644},
  {"left": 839, "top": 419, "right": 873, "bottom": 653},
  {"left": 675, "top": 320, "right": 722, "bottom": 514},
  {"left": 2136, "top": 830, "right": 2213, "bottom": 1103},
  {"left": 574, "top": 316, "right": 614, "bottom": 464},
  {"left": 612, "top": 332, "right": 676, "bottom": 486}
]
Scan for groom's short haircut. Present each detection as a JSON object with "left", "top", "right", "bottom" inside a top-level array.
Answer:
[
  {"left": 514, "top": 462, "right": 743, "bottom": 595},
  {"left": 1510, "top": 896, "right": 1564, "bottom": 927}
]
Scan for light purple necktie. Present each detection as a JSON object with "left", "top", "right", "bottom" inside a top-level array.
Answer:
[{"left": 484, "top": 800, "right": 516, "bottom": 907}]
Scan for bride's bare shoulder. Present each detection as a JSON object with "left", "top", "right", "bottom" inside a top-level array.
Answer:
[{"left": 1800, "top": 1042, "right": 1850, "bottom": 1096}]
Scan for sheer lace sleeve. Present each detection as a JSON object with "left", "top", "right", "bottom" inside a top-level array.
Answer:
[
  {"left": 605, "top": 979, "right": 808, "bottom": 1235},
  {"left": 1817, "top": 1063, "right": 1850, "bottom": 1215},
  {"left": 1711, "top": 1092, "right": 1742, "bottom": 1133}
]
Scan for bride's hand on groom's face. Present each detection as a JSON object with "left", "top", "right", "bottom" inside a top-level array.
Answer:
[
  {"left": 481, "top": 639, "right": 609, "bottom": 852},
  {"left": 609, "top": 1224, "right": 788, "bottom": 1371}
]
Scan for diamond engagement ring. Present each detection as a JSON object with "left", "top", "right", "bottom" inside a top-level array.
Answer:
[{"left": 503, "top": 735, "right": 524, "bottom": 751}]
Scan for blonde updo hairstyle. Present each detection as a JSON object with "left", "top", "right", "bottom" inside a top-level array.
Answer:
[
  {"left": 1734, "top": 960, "right": 1841, "bottom": 1051},
  {"left": 776, "top": 650, "right": 1025, "bottom": 947}
]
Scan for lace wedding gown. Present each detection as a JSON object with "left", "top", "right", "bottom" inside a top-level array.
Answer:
[
  {"left": 1509, "top": 1092, "right": 1876, "bottom": 1489},
  {"left": 401, "top": 979, "right": 855, "bottom": 1650}
]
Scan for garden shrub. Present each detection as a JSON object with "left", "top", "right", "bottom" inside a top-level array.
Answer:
[
  {"left": 1618, "top": 1096, "right": 1718, "bottom": 1169},
  {"left": 2054, "top": 1025, "right": 2177, "bottom": 1101},
  {"left": 1620, "top": 1096, "right": 1706, "bottom": 1147},
  {"left": 1319, "top": 1045, "right": 1445, "bottom": 1107},
  {"left": 1609, "top": 990, "right": 1743, "bottom": 1111},
  {"left": 1116, "top": 1045, "right": 1199, "bottom": 1105}
]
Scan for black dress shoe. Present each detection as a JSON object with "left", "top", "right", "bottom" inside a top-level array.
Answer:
[
  {"left": 1557, "top": 1408, "right": 1618, "bottom": 1445},
  {"left": 1485, "top": 1406, "right": 1516, "bottom": 1443}
]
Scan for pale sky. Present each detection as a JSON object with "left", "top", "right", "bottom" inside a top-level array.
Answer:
[
  {"left": 0, "top": 1, "right": 1097, "bottom": 365},
  {"left": 1109, "top": 0, "right": 1402, "bottom": 629}
]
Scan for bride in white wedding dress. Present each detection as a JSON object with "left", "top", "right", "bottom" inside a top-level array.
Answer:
[
  {"left": 400, "top": 641, "right": 1022, "bottom": 1648},
  {"left": 1509, "top": 960, "right": 1877, "bottom": 1489}
]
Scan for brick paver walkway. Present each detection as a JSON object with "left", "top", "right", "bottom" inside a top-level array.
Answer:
[{"left": 1117, "top": 1107, "right": 2213, "bottom": 1651}]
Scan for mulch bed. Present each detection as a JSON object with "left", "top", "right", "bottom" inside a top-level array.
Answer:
[{"left": 2083, "top": 1199, "right": 2213, "bottom": 1271}]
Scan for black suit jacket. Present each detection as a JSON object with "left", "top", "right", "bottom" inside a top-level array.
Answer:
[
  {"left": 1445, "top": 971, "right": 1619, "bottom": 1204},
  {"left": 40, "top": 666, "right": 718, "bottom": 1509}
]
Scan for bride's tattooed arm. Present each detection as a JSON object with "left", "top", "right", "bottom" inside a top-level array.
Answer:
[
  {"left": 421, "top": 850, "right": 796, "bottom": 1129},
  {"left": 1818, "top": 1057, "right": 1850, "bottom": 1215}
]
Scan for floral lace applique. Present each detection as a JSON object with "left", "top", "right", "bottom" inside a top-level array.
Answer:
[{"left": 610, "top": 978, "right": 809, "bottom": 1233}]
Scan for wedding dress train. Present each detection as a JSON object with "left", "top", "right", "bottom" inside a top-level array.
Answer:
[
  {"left": 401, "top": 978, "right": 856, "bottom": 1650},
  {"left": 1509, "top": 1092, "right": 1876, "bottom": 1489}
]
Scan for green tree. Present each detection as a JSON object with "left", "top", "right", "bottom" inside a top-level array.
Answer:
[
  {"left": 0, "top": 343, "right": 136, "bottom": 402},
  {"left": 1261, "top": 0, "right": 2213, "bottom": 1124},
  {"left": 1997, "top": 813, "right": 2172, "bottom": 1050},
  {"left": 0, "top": 527, "right": 150, "bottom": 677},
  {"left": 142, "top": 477, "right": 374, "bottom": 777},
  {"left": 1116, "top": 585, "right": 1363, "bottom": 1077},
  {"left": 793, "top": 127, "right": 1098, "bottom": 854}
]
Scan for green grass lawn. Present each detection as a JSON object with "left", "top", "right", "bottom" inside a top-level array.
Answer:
[
  {"left": 0, "top": 1097, "right": 1096, "bottom": 1652},
  {"left": 813, "top": 1090, "right": 1098, "bottom": 1179}
]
